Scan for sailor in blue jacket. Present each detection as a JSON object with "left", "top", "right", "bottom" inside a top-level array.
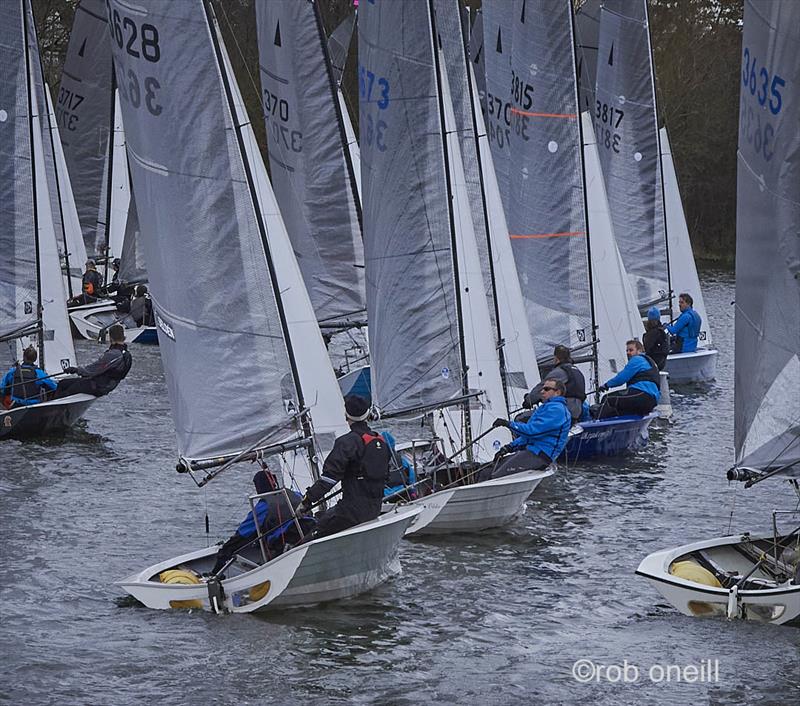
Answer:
[
  {"left": 594, "top": 339, "right": 660, "bottom": 419},
  {"left": 489, "top": 378, "right": 572, "bottom": 478},
  {"left": 666, "top": 292, "right": 702, "bottom": 353},
  {"left": 210, "top": 468, "right": 307, "bottom": 575},
  {"left": 1, "top": 347, "right": 57, "bottom": 407}
]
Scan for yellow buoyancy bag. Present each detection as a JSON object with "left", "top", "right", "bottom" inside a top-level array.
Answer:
[
  {"left": 669, "top": 560, "right": 722, "bottom": 588},
  {"left": 158, "top": 569, "right": 203, "bottom": 609}
]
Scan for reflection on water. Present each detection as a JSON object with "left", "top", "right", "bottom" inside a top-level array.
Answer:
[{"left": 2, "top": 271, "right": 799, "bottom": 704}]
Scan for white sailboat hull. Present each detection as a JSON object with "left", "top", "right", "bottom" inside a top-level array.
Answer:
[
  {"left": 637, "top": 534, "right": 800, "bottom": 625},
  {"left": 68, "top": 301, "right": 155, "bottom": 344},
  {"left": 402, "top": 469, "right": 554, "bottom": 537},
  {"left": 116, "top": 505, "right": 422, "bottom": 613},
  {"left": 665, "top": 348, "right": 718, "bottom": 384}
]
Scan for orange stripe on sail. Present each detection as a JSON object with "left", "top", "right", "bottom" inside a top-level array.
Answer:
[
  {"left": 510, "top": 107, "right": 577, "bottom": 119},
  {"left": 510, "top": 231, "right": 586, "bottom": 239}
]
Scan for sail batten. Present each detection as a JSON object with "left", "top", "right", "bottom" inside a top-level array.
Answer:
[{"left": 735, "top": 0, "right": 800, "bottom": 476}]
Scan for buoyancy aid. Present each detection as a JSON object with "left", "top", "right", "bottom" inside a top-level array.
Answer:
[
  {"left": 14, "top": 364, "right": 41, "bottom": 401},
  {"left": 358, "top": 432, "right": 391, "bottom": 499},
  {"left": 560, "top": 363, "right": 586, "bottom": 401},
  {"left": 629, "top": 354, "right": 660, "bottom": 387}
]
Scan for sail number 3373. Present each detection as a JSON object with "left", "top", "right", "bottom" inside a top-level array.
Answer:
[
  {"left": 106, "top": 2, "right": 163, "bottom": 117},
  {"left": 358, "top": 64, "right": 389, "bottom": 152}
]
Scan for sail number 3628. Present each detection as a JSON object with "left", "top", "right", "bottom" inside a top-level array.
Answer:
[{"left": 106, "top": 2, "right": 162, "bottom": 117}]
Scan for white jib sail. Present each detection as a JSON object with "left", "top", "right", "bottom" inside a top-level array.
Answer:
[
  {"left": 581, "top": 111, "right": 641, "bottom": 383},
  {"left": 106, "top": 90, "right": 130, "bottom": 267},
  {"left": 439, "top": 53, "right": 510, "bottom": 462},
  {"left": 660, "top": 125, "right": 713, "bottom": 347},
  {"left": 218, "top": 23, "right": 349, "bottom": 483},
  {"left": 338, "top": 88, "right": 361, "bottom": 204}
]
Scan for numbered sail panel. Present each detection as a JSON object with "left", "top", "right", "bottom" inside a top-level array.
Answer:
[
  {"left": 57, "top": 0, "right": 114, "bottom": 257},
  {"left": 481, "top": 1, "right": 516, "bottom": 215},
  {"left": 594, "top": 0, "right": 668, "bottom": 306},
  {"left": 0, "top": 0, "right": 38, "bottom": 363},
  {"left": 359, "top": 0, "right": 463, "bottom": 414},
  {"left": 255, "top": 1, "right": 364, "bottom": 327},
  {"left": 107, "top": 0, "right": 304, "bottom": 462},
  {"left": 504, "top": 0, "right": 593, "bottom": 356},
  {"left": 734, "top": 0, "right": 800, "bottom": 473}
]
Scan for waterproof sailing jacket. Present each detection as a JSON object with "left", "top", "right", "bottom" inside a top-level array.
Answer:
[
  {"left": 1, "top": 363, "right": 57, "bottom": 405},
  {"left": 72, "top": 343, "right": 132, "bottom": 395},
  {"left": 528, "top": 363, "right": 586, "bottom": 421},
  {"left": 666, "top": 307, "right": 702, "bottom": 353},
  {"left": 643, "top": 327, "right": 669, "bottom": 370},
  {"left": 236, "top": 490, "right": 302, "bottom": 539},
  {"left": 507, "top": 396, "right": 572, "bottom": 462},
  {"left": 604, "top": 354, "right": 660, "bottom": 402},
  {"left": 305, "top": 421, "right": 390, "bottom": 524}
]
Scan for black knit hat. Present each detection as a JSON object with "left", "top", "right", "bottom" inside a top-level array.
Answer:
[
  {"left": 253, "top": 468, "right": 276, "bottom": 495},
  {"left": 344, "top": 395, "right": 370, "bottom": 422}
]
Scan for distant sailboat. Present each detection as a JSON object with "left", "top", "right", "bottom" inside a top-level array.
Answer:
[
  {"left": 359, "top": 0, "right": 552, "bottom": 536},
  {"left": 110, "top": 0, "right": 419, "bottom": 613},
  {"left": 637, "top": 0, "right": 800, "bottom": 624},
  {"left": 1, "top": 0, "right": 95, "bottom": 439},
  {"left": 593, "top": 0, "right": 718, "bottom": 383}
]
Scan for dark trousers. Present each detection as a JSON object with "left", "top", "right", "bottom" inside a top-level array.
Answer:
[
  {"left": 53, "top": 377, "right": 100, "bottom": 399},
  {"left": 477, "top": 449, "right": 551, "bottom": 482},
  {"left": 310, "top": 499, "right": 381, "bottom": 540},
  {"left": 596, "top": 389, "right": 656, "bottom": 419}
]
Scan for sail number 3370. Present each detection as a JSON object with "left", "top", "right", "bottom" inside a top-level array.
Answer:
[{"left": 106, "top": 2, "right": 163, "bottom": 117}]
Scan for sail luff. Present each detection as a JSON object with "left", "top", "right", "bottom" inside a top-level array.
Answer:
[
  {"left": 22, "top": 0, "right": 44, "bottom": 363},
  {"left": 734, "top": 0, "right": 800, "bottom": 475}
]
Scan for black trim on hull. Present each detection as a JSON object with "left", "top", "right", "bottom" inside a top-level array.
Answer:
[{"left": 0, "top": 396, "right": 96, "bottom": 439}]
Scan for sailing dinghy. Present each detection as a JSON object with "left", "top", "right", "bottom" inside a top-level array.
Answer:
[
  {"left": 593, "top": 0, "right": 718, "bottom": 384},
  {"left": 109, "top": 0, "right": 419, "bottom": 612},
  {"left": 481, "top": 0, "right": 656, "bottom": 460},
  {"left": 637, "top": 0, "right": 800, "bottom": 625},
  {"left": 1, "top": 0, "right": 95, "bottom": 440},
  {"left": 359, "top": 0, "right": 552, "bottom": 537}
]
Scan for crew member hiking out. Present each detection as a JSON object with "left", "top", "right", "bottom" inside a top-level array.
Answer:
[
  {"left": 1, "top": 347, "right": 57, "bottom": 408},
  {"left": 53, "top": 324, "right": 132, "bottom": 398},
  {"left": 487, "top": 378, "right": 572, "bottom": 479},
  {"left": 593, "top": 339, "right": 660, "bottom": 419},
  {"left": 297, "top": 395, "right": 390, "bottom": 540},
  {"left": 523, "top": 345, "right": 586, "bottom": 422}
]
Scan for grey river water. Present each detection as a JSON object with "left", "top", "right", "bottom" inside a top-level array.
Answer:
[{"left": 1, "top": 271, "right": 798, "bottom": 705}]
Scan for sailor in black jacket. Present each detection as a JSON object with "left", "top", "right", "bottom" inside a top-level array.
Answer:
[
  {"left": 299, "top": 395, "right": 389, "bottom": 540},
  {"left": 53, "top": 324, "right": 132, "bottom": 398}
]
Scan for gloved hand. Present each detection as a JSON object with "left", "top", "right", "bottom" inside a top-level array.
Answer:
[
  {"left": 492, "top": 417, "right": 509, "bottom": 429},
  {"left": 64, "top": 366, "right": 77, "bottom": 374},
  {"left": 522, "top": 393, "right": 532, "bottom": 410},
  {"left": 494, "top": 444, "right": 513, "bottom": 461},
  {"left": 597, "top": 384, "right": 609, "bottom": 393}
]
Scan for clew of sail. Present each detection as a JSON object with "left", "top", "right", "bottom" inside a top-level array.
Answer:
[{"left": 734, "top": 0, "right": 800, "bottom": 476}]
